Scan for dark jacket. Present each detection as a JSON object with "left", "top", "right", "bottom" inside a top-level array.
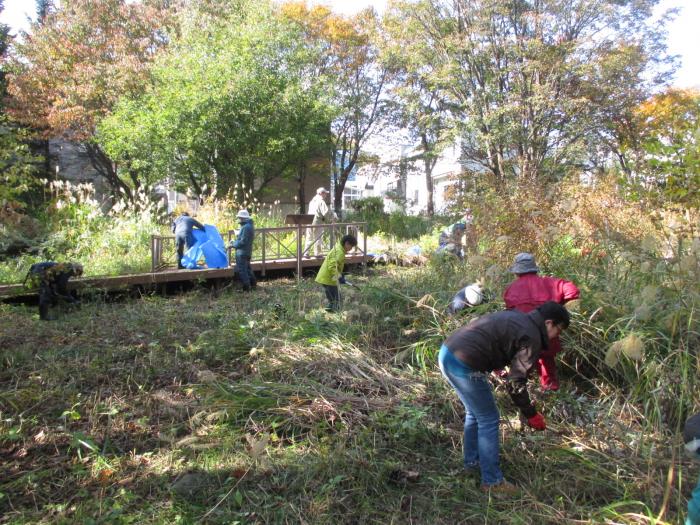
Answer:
[
  {"left": 232, "top": 219, "right": 254, "bottom": 257},
  {"left": 172, "top": 215, "right": 205, "bottom": 246},
  {"left": 26, "top": 262, "right": 81, "bottom": 299},
  {"left": 443, "top": 309, "right": 549, "bottom": 417}
]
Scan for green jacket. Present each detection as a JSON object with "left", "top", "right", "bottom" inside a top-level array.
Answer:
[{"left": 315, "top": 241, "right": 345, "bottom": 286}]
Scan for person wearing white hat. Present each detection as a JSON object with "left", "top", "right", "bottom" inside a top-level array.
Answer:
[
  {"left": 448, "top": 280, "right": 487, "bottom": 315},
  {"left": 305, "top": 187, "right": 335, "bottom": 257},
  {"left": 229, "top": 209, "right": 256, "bottom": 291}
]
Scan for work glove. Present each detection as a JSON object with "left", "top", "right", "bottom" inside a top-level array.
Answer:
[
  {"left": 338, "top": 274, "right": 347, "bottom": 285},
  {"left": 526, "top": 412, "right": 546, "bottom": 431}
]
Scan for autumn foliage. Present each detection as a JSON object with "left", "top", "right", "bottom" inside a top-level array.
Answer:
[{"left": 6, "top": 0, "right": 173, "bottom": 141}]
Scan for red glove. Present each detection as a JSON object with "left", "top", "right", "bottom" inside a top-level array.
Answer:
[{"left": 526, "top": 413, "right": 546, "bottom": 431}]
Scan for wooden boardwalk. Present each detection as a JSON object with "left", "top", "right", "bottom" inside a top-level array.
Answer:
[{"left": 0, "top": 222, "right": 367, "bottom": 300}]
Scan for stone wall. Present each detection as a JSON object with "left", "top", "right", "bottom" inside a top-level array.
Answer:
[{"left": 49, "top": 139, "right": 108, "bottom": 199}]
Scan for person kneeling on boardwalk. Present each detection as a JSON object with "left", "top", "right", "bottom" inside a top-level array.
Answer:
[
  {"left": 315, "top": 234, "right": 357, "bottom": 312},
  {"left": 23, "top": 261, "right": 84, "bottom": 320},
  {"left": 230, "top": 209, "right": 256, "bottom": 291},
  {"left": 504, "top": 252, "right": 580, "bottom": 391},
  {"left": 172, "top": 211, "right": 205, "bottom": 269},
  {"left": 438, "top": 301, "right": 570, "bottom": 495}
]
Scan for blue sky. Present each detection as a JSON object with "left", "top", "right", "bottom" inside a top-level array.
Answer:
[{"left": 2, "top": 0, "right": 698, "bottom": 88}]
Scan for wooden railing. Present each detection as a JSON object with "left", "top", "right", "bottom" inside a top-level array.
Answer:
[{"left": 151, "top": 222, "right": 367, "bottom": 276}]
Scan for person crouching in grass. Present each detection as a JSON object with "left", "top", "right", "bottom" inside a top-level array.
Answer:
[
  {"left": 438, "top": 301, "right": 570, "bottom": 495},
  {"left": 315, "top": 234, "right": 357, "bottom": 312}
]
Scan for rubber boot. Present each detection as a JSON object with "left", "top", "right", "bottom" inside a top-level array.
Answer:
[{"left": 39, "top": 303, "right": 55, "bottom": 321}]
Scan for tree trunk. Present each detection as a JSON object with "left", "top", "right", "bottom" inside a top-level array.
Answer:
[
  {"left": 84, "top": 142, "right": 132, "bottom": 199},
  {"left": 421, "top": 134, "right": 436, "bottom": 217},
  {"left": 425, "top": 159, "right": 435, "bottom": 216}
]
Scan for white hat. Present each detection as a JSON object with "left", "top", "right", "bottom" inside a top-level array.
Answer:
[
  {"left": 237, "top": 209, "right": 251, "bottom": 220},
  {"left": 463, "top": 283, "right": 484, "bottom": 306},
  {"left": 316, "top": 187, "right": 329, "bottom": 195}
]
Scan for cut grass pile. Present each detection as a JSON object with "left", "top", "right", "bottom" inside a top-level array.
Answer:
[{"left": 0, "top": 266, "right": 697, "bottom": 524}]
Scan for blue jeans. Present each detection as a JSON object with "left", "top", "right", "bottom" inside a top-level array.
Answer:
[{"left": 438, "top": 344, "right": 503, "bottom": 485}]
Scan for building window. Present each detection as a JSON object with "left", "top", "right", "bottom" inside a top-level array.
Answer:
[{"left": 342, "top": 186, "right": 363, "bottom": 210}]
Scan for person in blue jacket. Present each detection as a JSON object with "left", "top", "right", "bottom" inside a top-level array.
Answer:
[
  {"left": 685, "top": 412, "right": 700, "bottom": 525},
  {"left": 172, "top": 212, "right": 205, "bottom": 269},
  {"left": 230, "top": 209, "right": 256, "bottom": 291}
]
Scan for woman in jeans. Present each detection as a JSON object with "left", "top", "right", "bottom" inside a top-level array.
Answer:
[{"left": 438, "top": 301, "right": 570, "bottom": 494}]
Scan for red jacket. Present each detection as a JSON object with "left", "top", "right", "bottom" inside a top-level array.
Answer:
[{"left": 504, "top": 273, "right": 580, "bottom": 357}]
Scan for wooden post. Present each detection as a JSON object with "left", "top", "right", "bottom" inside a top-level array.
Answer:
[
  {"left": 362, "top": 222, "right": 367, "bottom": 273},
  {"left": 151, "top": 236, "right": 156, "bottom": 272},
  {"left": 296, "top": 224, "right": 302, "bottom": 281},
  {"left": 261, "top": 230, "right": 267, "bottom": 277}
]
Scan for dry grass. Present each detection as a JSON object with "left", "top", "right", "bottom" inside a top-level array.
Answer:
[{"left": 0, "top": 264, "right": 697, "bottom": 524}]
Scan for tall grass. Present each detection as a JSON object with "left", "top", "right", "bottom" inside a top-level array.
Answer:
[{"left": 0, "top": 183, "right": 293, "bottom": 283}]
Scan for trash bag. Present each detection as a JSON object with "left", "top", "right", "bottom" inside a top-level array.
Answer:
[{"left": 180, "top": 226, "right": 228, "bottom": 269}]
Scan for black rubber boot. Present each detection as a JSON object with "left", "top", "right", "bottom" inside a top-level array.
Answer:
[{"left": 39, "top": 303, "right": 55, "bottom": 321}]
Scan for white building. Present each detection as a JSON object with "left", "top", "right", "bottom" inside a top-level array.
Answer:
[{"left": 343, "top": 140, "right": 465, "bottom": 215}]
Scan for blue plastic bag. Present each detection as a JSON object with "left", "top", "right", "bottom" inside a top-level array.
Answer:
[
  {"left": 201, "top": 225, "right": 228, "bottom": 268},
  {"left": 179, "top": 226, "right": 228, "bottom": 269}
]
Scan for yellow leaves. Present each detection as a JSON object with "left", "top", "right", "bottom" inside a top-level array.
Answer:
[
  {"left": 636, "top": 88, "right": 700, "bottom": 132},
  {"left": 279, "top": 0, "right": 361, "bottom": 47}
]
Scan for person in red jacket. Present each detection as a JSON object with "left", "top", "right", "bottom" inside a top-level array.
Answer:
[{"left": 503, "top": 252, "right": 580, "bottom": 391}]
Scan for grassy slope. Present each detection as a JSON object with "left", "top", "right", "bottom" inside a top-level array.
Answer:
[{"left": 0, "top": 266, "right": 695, "bottom": 524}]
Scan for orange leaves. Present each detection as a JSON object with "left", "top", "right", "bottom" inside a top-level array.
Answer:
[
  {"left": 631, "top": 87, "right": 700, "bottom": 149},
  {"left": 6, "top": 0, "right": 173, "bottom": 140},
  {"left": 636, "top": 88, "right": 700, "bottom": 132}
]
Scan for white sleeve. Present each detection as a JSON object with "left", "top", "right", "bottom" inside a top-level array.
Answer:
[
  {"left": 308, "top": 197, "right": 318, "bottom": 216},
  {"left": 318, "top": 199, "right": 329, "bottom": 219}
]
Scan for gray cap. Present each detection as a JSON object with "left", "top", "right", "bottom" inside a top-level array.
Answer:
[
  {"left": 509, "top": 252, "right": 539, "bottom": 274},
  {"left": 684, "top": 412, "right": 700, "bottom": 444}
]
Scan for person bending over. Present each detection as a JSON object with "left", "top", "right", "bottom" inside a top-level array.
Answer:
[
  {"left": 24, "top": 261, "right": 84, "bottom": 320},
  {"left": 438, "top": 301, "right": 570, "bottom": 494},
  {"left": 315, "top": 234, "right": 357, "bottom": 311},
  {"left": 172, "top": 211, "right": 205, "bottom": 269}
]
